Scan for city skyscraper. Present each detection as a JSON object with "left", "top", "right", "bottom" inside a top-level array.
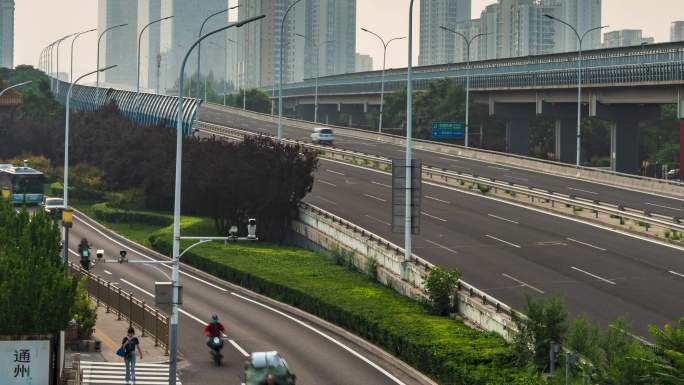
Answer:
[
  {"left": 419, "top": 0, "right": 471, "bottom": 66},
  {"left": 671, "top": 21, "right": 684, "bottom": 42},
  {"left": 355, "top": 53, "right": 373, "bottom": 72},
  {"left": 138, "top": 0, "right": 162, "bottom": 93},
  {"left": 0, "top": 0, "right": 14, "bottom": 69},
  {"left": 304, "top": 0, "right": 357, "bottom": 79},
  {"left": 603, "top": 29, "right": 654, "bottom": 48},
  {"left": 98, "top": 0, "right": 138, "bottom": 88},
  {"left": 556, "top": 0, "right": 602, "bottom": 52}
]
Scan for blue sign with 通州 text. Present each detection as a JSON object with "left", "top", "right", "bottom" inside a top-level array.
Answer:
[{"left": 431, "top": 122, "right": 465, "bottom": 139}]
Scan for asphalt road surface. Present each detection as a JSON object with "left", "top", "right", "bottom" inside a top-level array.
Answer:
[
  {"left": 199, "top": 104, "right": 684, "bottom": 219},
  {"left": 67, "top": 215, "right": 430, "bottom": 385},
  {"left": 304, "top": 158, "right": 684, "bottom": 337}
]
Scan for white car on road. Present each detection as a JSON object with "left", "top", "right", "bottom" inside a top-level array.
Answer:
[{"left": 310, "top": 127, "right": 334, "bottom": 145}]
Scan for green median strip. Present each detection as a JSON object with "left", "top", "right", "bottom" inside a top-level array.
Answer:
[{"left": 76, "top": 201, "right": 541, "bottom": 385}]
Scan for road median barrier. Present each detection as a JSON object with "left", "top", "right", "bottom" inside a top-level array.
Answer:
[{"left": 198, "top": 121, "right": 684, "bottom": 248}]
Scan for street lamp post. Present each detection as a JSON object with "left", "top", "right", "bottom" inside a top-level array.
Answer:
[
  {"left": 544, "top": 15, "right": 608, "bottom": 167},
  {"left": 137, "top": 16, "right": 174, "bottom": 113},
  {"left": 361, "top": 28, "right": 405, "bottom": 133},
  {"left": 171, "top": 15, "right": 264, "bottom": 385},
  {"left": 55, "top": 34, "right": 75, "bottom": 96},
  {"left": 227, "top": 38, "right": 245, "bottom": 108},
  {"left": 197, "top": 7, "right": 239, "bottom": 100},
  {"left": 295, "top": 34, "right": 334, "bottom": 124},
  {"left": 71, "top": 29, "right": 97, "bottom": 83},
  {"left": 63, "top": 65, "right": 116, "bottom": 264},
  {"left": 96, "top": 23, "right": 128, "bottom": 104},
  {"left": 405, "top": 0, "right": 416, "bottom": 264},
  {"left": 0, "top": 81, "right": 32, "bottom": 97},
  {"left": 440, "top": 26, "right": 485, "bottom": 148},
  {"left": 277, "top": 0, "right": 304, "bottom": 140}
]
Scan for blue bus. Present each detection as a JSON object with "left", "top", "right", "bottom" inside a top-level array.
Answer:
[{"left": 0, "top": 166, "right": 45, "bottom": 205}]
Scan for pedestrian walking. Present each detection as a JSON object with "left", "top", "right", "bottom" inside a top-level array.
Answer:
[{"left": 121, "top": 326, "right": 143, "bottom": 384}]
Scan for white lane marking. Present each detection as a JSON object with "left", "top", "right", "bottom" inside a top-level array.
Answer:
[
  {"left": 421, "top": 211, "right": 447, "bottom": 222},
  {"left": 669, "top": 270, "right": 684, "bottom": 278},
  {"left": 487, "top": 214, "right": 519, "bottom": 224},
  {"left": 318, "top": 180, "right": 337, "bottom": 187},
  {"left": 231, "top": 292, "right": 408, "bottom": 385},
  {"left": 319, "top": 158, "right": 684, "bottom": 253},
  {"left": 425, "top": 195, "right": 451, "bottom": 204},
  {"left": 363, "top": 193, "right": 387, "bottom": 203},
  {"left": 120, "top": 278, "right": 155, "bottom": 297},
  {"left": 505, "top": 175, "right": 528, "bottom": 182},
  {"left": 104, "top": 270, "right": 112, "bottom": 275},
  {"left": 229, "top": 339, "right": 250, "bottom": 357},
  {"left": 487, "top": 165, "right": 510, "bottom": 171},
  {"left": 326, "top": 169, "right": 345, "bottom": 176},
  {"left": 371, "top": 181, "right": 392, "bottom": 188},
  {"left": 485, "top": 234, "right": 521, "bottom": 248},
  {"left": 501, "top": 273, "right": 545, "bottom": 294},
  {"left": 365, "top": 215, "right": 390, "bottom": 226},
  {"left": 571, "top": 266, "right": 617, "bottom": 285},
  {"left": 567, "top": 187, "right": 598, "bottom": 195},
  {"left": 646, "top": 202, "right": 683, "bottom": 212},
  {"left": 73, "top": 216, "right": 228, "bottom": 292},
  {"left": 438, "top": 157, "right": 459, "bottom": 162},
  {"left": 566, "top": 238, "right": 607, "bottom": 252},
  {"left": 314, "top": 196, "right": 338, "bottom": 206},
  {"left": 425, "top": 239, "right": 458, "bottom": 254}
]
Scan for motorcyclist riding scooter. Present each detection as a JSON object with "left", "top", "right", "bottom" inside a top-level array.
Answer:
[
  {"left": 78, "top": 238, "right": 91, "bottom": 271},
  {"left": 204, "top": 314, "right": 226, "bottom": 366}
]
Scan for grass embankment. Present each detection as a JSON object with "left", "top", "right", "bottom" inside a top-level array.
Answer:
[{"left": 76, "top": 201, "right": 535, "bottom": 385}]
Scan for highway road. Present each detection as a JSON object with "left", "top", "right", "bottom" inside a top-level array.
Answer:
[
  {"left": 67, "top": 215, "right": 432, "bottom": 385},
  {"left": 304, "top": 158, "right": 684, "bottom": 336},
  {"left": 199, "top": 104, "right": 684, "bottom": 219}
]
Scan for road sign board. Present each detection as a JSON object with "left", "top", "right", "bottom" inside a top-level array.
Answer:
[{"left": 432, "top": 122, "right": 464, "bottom": 139}]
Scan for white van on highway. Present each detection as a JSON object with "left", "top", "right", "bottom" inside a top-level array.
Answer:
[{"left": 310, "top": 127, "right": 334, "bottom": 145}]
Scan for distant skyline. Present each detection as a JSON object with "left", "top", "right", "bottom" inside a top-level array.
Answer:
[{"left": 13, "top": 0, "right": 684, "bottom": 80}]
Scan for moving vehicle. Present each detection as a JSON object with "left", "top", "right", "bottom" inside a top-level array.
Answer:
[
  {"left": 41, "top": 197, "right": 64, "bottom": 219},
  {"left": 208, "top": 336, "right": 224, "bottom": 366},
  {"left": 310, "top": 127, "right": 334, "bottom": 145},
  {"left": 0, "top": 166, "right": 45, "bottom": 205},
  {"left": 244, "top": 351, "right": 296, "bottom": 385}
]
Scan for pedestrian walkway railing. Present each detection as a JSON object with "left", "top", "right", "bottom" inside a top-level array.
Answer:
[{"left": 68, "top": 262, "right": 169, "bottom": 354}]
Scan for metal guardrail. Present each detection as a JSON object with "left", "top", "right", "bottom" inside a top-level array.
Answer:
[
  {"left": 67, "top": 262, "right": 169, "bottom": 354},
  {"left": 198, "top": 122, "right": 684, "bottom": 241},
  {"left": 51, "top": 78, "right": 202, "bottom": 136},
  {"left": 201, "top": 103, "right": 684, "bottom": 193}
]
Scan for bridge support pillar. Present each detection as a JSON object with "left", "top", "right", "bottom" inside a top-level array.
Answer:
[
  {"left": 554, "top": 119, "right": 577, "bottom": 164},
  {"left": 610, "top": 120, "right": 640, "bottom": 174},
  {"left": 505, "top": 119, "right": 529, "bottom": 156}
]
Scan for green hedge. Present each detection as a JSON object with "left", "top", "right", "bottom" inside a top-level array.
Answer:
[
  {"left": 147, "top": 217, "right": 537, "bottom": 385},
  {"left": 48, "top": 182, "right": 106, "bottom": 202},
  {"left": 92, "top": 203, "right": 172, "bottom": 227}
]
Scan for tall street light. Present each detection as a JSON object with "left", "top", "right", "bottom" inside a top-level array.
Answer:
[
  {"left": 361, "top": 27, "right": 405, "bottom": 133},
  {"left": 228, "top": 38, "right": 246, "bottom": 109},
  {"left": 197, "top": 6, "right": 240, "bottom": 100},
  {"left": 440, "top": 25, "right": 485, "bottom": 148},
  {"left": 405, "top": 0, "right": 416, "bottom": 264},
  {"left": 277, "top": 0, "right": 304, "bottom": 140},
  {"left": 544, "top": 14, "right": 608, "bottom": 167},
  {"left": 96, "top": 23, "right": 128, "bottom": 103},
  {"left": 55, "top": 33, "right": 75, "bottom": 96},
  {"left": 70, "top": 29, "right": 97, "bottom": 83},
  {"left": 171, "top": 14, "right": 265, "bottom": 385},
  {"left": 0, "top": 81, "right": 32, "bottom": 97},
  {"left": 63, "top": 65, "right": 117, "bottom": 264},
  {"left": 296, "top": 33, "right": 334, "bottom": 124},
  {"left": 137, "top": 16, "right": 174, "bottom": 112}
]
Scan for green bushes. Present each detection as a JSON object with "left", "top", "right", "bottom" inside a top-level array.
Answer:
[
  {"left": 423, "top": 266, "right": 460, "bottom": 316},
  {"left": 92, "top": 203, "right": 172, "bottom": 227},
  {"left": 72, "top": 280, "right": 97, "bottom": 339}
]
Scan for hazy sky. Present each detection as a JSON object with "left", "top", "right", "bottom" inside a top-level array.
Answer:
[{"left": 14, "top": 0, "right": 684, "bottom": 79}]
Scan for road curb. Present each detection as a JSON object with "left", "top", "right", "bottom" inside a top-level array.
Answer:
[{"left": 73, "top": 209, "right": 439, "bottom": 385}]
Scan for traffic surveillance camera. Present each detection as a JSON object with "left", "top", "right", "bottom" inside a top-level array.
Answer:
[
  {"left": 229, "top": 225, "right": 239, "bottom": 237},
  {"left": 96, "top": 250, "right": 104, "bottom": 260},
  {"left": 119, "top": 250, "right": 127, "bottom": 263},
  {"left": 247, "top": 219, "right": 257, "bottom": 240}
]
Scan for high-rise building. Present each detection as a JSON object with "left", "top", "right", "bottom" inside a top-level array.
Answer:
[
  {"left": 453, "top": 19, "right": 481, "bottom": 62},
  {"left": 355, "top": 53, "right": 373, "bottom": 72},
  {"left": 305, "top": 0, "right": 356, "bottom": 79},
  {"left": 138, "top": 0, "right": 162, "bottom": 93},
  {"left": 419, "top": 0, "right": 471, "bottom": 66},
  {"left": 478, "top": 4, "right": 498, "bottom": 60},
  {"left": 159, "top": 0, "right": 228, "bottom": 94},
  {"left": 0, "top": 0, "right": 15, "bottom": 69},
  {"left": 556, "top": 0, "right": 601, "bottom": 52},
  {"left": 671, "top": 21, "right": 684, "bottom": 42},
  {"left": 98, "top": 0, "right": 138, "bottom": 88},
  {"left": 603, "top": 29, "right": 654, "bottom": 48}
]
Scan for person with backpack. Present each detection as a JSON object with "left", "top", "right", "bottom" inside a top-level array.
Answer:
[{"left": 121, "top": 326, "right": 143, "bottom": 384}]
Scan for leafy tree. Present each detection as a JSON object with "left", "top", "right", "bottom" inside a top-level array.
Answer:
[
  {"left": 647, "top": 317, "right": 684, "bottom": 384},
  {"left": 71, "top": 280, "right": 97, "bottom": 339},
  {"left": 0, "top": 199, "right": 78, "bottom": 335},
  {"left": 512, "top": 296, "right": 568, "bottom": 370},
  {"left": 422, "top": 266, "right": 460, "bottom": 315}
]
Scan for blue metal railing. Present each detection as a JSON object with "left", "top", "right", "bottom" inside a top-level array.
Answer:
[
  {"left": 267, "top": 41, "right": 684, "bottom": 97},
  {"left": 52, "top": 79, "right": 202, "bottom": 136}
]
